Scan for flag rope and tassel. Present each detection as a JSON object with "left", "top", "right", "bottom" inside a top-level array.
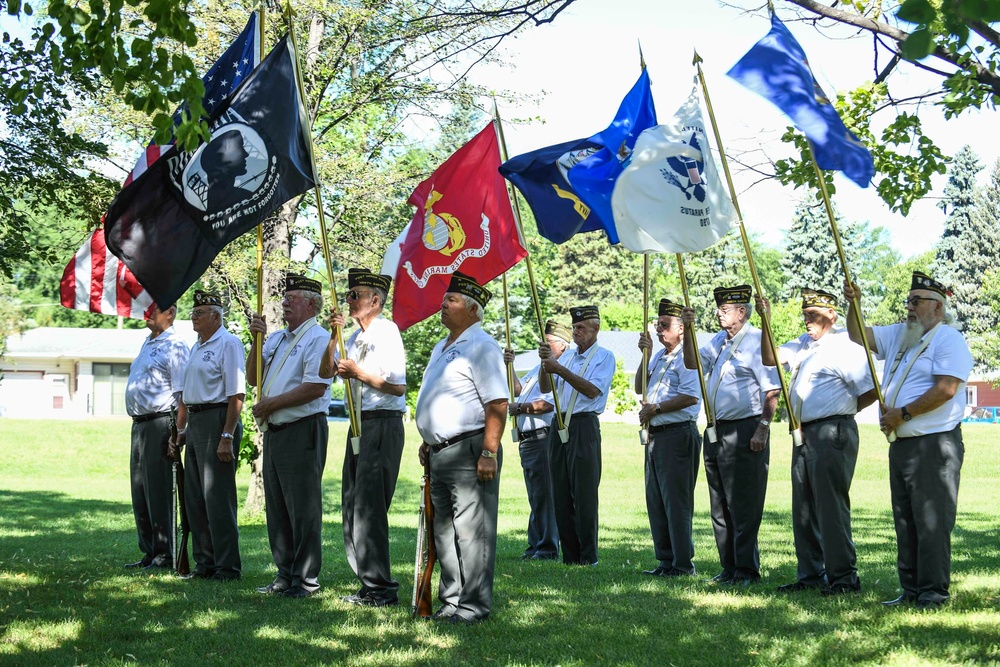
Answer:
[
  {"left": 492, "top": 101, "right": 567, "bottom": 435},
  {"left": 805, "top": 142, "right": 889, "bottom": 440},
  {"left": 694, "top": 51, "right": 800, "bottom": 442},
  {"left": 502, "top": 272, "right": 519, "bottom": 440},
  {"left": 674, "top": 252, "right": 714, "bottom": 429},
  {"left": 286, "top": 4, "right": 362, "bottom": 446}
]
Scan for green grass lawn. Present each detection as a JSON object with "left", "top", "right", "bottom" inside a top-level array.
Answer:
[{"left": 1, "top": 419, "right": 999, "bottom": 666}]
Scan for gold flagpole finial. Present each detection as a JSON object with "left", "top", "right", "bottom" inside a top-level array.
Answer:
[
  {"left": 638, "top": 40, "right": 646, "bottom": 71},
  {"left": 692, "top": 49, "right": 703, "bottom": 67}
]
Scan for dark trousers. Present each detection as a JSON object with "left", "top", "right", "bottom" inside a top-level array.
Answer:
[
  {"left": 263, "top": 414, "right": 328, "bottom": 592},
  {"left": 645, "top": 422, "right": 701, "bottom": 574},
  {"left": 184, "top": 409, "right": 242, "bottom": 578},
  {"left": 430, "top": 433, "right": 502, "bottom": 622},
  {"left": 342, "top": 415, "right": 404, "bottom": 600},
  {"left": 793, "top": 415, "right": 859, "bottom": 587},
  {"left": 549, "top": 413, "right": 602, "bottom": 565},
  {"left": 519, "top": 429, "right": 559, "bottom": 557},
  {"left": 889, "top": 426, "right": 964, "bottom": 604},
  {"left": 704, "top": 416, "right": 769, "bottom": 580},
  {"left": 130, "top": 416, "right": 173, "bottom": 562}
]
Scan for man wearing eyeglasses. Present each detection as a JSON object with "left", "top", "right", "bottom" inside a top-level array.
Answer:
[
  {"left": 124, "top": 303, "right": 189, "bottom": 571},
  {"left": 319, "top": 269, "right": 407, "bottom": 608},
  {"left": 172, "top": 290, "right": 245, "bottom": 581},
  {"left": 844, "top": 272, "right": 972, "bottom": 610},
  {"left": 247, "top": 275, "right": 334, "bottom": 598},
  {"left": 757, "top": 289, "right": 876, "bottom": 597},
  {"left": 636, "top": 298, "right": 701, "bottom": 578},
  {"left": 416, "top": 272, "right": 507, "bottom": 624},
  {"left": 681, "top": 285, "right": 780, "bottom": 586}
]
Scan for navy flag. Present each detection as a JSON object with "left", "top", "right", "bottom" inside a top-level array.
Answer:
[
  {"left": 727, "top": 13, "right": 874, "bottom": 188},
  {"left": 104, "top": 34, "right": 315, "bottom": 309},
  {"left": 499, "top": 137, "right": 604, "bottom": 244}
]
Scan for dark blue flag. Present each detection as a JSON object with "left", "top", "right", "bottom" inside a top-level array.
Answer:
[
  {"left": 104, "top": 34, "right": 315, "bottom": 309},
  {"left": 567, "top": 69, "right": 658, "bottom": 244},
  {"left": 726, "top": 13, "right": 874, "bottom": 188},
  {"left": 499, "top": 137, "right": 604, "bottom": 244}
]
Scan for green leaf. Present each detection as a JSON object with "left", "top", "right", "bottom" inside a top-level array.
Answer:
[
  {"left": 900, "top": 27, "right": 934, "bottom": 60},
  {"left": 7, "top": 0, "right": 21, "bottom": 16},
  {"left": 896, "top": 0, "right": 936, "bottom": 24}
]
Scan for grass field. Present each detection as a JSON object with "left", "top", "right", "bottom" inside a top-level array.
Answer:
[{"left": 1, "top": 419, "right": 999, "bottom": 666}]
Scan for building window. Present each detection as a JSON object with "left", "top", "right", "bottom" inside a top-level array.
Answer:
[{"left": 92, "top": 363, "right": 131, "bottom": 416}]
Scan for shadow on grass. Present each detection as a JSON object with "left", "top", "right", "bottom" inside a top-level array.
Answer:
[{"left": 3, "top": 482, "right": 1000, "bottom": 666}]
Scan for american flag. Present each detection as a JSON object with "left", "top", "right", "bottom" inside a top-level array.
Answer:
[{"left": 60, "top": 12, "right": 261, "bottom": 317}]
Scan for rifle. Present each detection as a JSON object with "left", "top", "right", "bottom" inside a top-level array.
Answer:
[
  {"left": 412, "top": 461, "right": 436, "bottom": 618},
  {"left": 170, "top": 410, "right": 191, "bottom": 576}
]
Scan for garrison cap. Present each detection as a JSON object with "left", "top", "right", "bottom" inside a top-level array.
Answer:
[
  {"left": 658, "top": 298, "right": 683, "bottom": 318},
  {"left": 193, "top": 290, "right": 222, "bottom": 308},
  {"left": 910, "top": 271, "right": 950, "bottom": 298},
  {"left": 545, "top": 320, "right": 572, "bottom": 343},
  {"left": 713, "top": 285, "right": 752, "bottom": 306},
  {"left": 447, "top": 271, "right": 491, "bottom": 309},
  {"left": 348, "top": 268, "right": 391, "bottom": 293},
  {"left": 801, "top": 289, "right": 838, "bottom": 311},
  {"left": 286, "top": 273, "right": 322, "bottom": 294},
  {"left": 570, "top": 305, "right": 600, "bottom": 323}
]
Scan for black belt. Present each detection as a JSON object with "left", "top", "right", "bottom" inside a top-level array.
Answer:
[
  {"left": 558, "top": 411, "right": 597, "bottom": 421},
  {"left": 519, "top": 426, "right": 550, "bottom": 440},
  {"left": 187, "top": 402, "right": 228, "bottom": 413},
  {"left": 361, "top": 409, "right": 404, "bottom": 421},
  {"left": 648, "top": 420, "right": 695, "bottom": 435},
  {"left": 801, "top": 414, "right": 853, "bottom": 429},
  {"left": 268, "top": 413, "right": 322, "bottom": 433},
  {"left": 430, "top": 428, "right": 485, "bottom": 452},
  {"left": 132, "top": 411, "right": 170, "bottom": 424},
  {"left": 715, "top": 415, "right": 761, "bottom": 426}
]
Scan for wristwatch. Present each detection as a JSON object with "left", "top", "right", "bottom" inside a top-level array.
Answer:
[
  {"left": 221, "top": 432, "right": 235, "bottom": 440},
  {"left": 759, "top": 419, "right": 770, "bottom": 427},
  {"left": 901, "top": 406, "right": 912, "bottom": 422},
  {"left": 480, "top": 450, "right": 498, "bottom": 459}
]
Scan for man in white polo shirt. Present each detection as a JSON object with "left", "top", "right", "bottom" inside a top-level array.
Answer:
[
  {"left": 504, "top": 319, "right": 571, "bottom": 561},
  {"left": 320, "top": 268, "right": 407, "bottom": 608},
  {"left": 758, "top": 289, "right": 876, "bottom": 596},
  {"left": 124, "top": 303, "right": 189, "bottom": 571},
  {"left": 844, "top": 272, "right": 973, "bottom": 609},
  {"left": 636, "top": 298, "right": 701, "bottom": 578},
  {"left": 416, "top": 272, "right": 507, "bottom": 625},
  {"left": 173, "top": 290, "right": 245, "bottom": 581},
  {"left": 247, "top": 274, "right": 334, "bottom": 598},
  {"left": 538, "top": 305, "right": 616, "bottom": 567}
]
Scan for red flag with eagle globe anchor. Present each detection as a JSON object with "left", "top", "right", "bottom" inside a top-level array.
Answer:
[{"left": 389, "top": 123, "right": 527, "bottom": 331}]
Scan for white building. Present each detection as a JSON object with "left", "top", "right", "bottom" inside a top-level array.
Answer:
[{"left": 0, "top": 323, "right": 196, "bottom": 419}]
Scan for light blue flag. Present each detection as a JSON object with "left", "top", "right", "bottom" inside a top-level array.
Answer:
[
  {"left": 567, "top": 69, "right": 658, "bottom": 244},
  {"left": 726, "top": 13, "right": 874, "bottom": 188}
]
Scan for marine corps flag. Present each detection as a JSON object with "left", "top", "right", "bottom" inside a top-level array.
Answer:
[
  {"left": 389, "top": 123, "right": 527, "bottom": 331},
  {"left": 104, "top": 34, "right": 314, "bottom": 309}
]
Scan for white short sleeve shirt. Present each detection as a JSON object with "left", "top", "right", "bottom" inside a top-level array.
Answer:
[
  {"left": 126, "top": 326, "right": 190, "bottom": 417},
  {"left": 779, "top": 329, "right": 874, "bottom": 423},
  {"left": 700, "top": 325, "right": 781, "bottom": 420},
  {"left": 338, "top": 315, "right": 407, "bottom": 411},
  {"left": 553, "top": 345, "right": 616, "bottom": 415},
  {"left": 182, "top": 328, "right": 246, "bottom": 405},
  {"left": 260, "top": 317, "right": 334, "bottom": 424},
  {"left": 646, "top": 346, "right": 701, "bottom": 426},
  {"left": 516, "top": 364, "right": 555, "bottom": 432}
]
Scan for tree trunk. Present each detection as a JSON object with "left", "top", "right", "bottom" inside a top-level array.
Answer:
[{"left": 243, "top": 199, "right": 298, "bottom": 515}]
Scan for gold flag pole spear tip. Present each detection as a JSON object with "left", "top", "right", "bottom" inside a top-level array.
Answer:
[
  {"left": 286, "top": 7, "right": 361, "bottom": 446},
  {"left": 694, "top": 54, "right": 799, "bottom": 436},
  {"left": 492, "top": 101, "right": 567, "bottom": 434}
]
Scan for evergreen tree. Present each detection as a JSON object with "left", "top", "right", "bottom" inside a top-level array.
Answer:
[
  {"left": 545, "top": 232, "right": 644, "bottom": 314},
  {"left": 933, "top": 145, "right": 1000, "bottom": 362},
  {"left": 780, "top": 199, "right": 847, "bottom": 299}
]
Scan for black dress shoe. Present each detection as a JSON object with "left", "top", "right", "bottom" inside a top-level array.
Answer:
[
  {"left": 256, "top": 583, "right": 289, "bottom": 595},
  {"left": 282, "top": 586, "right": 314, "bottom": 598},
  {"left": 728, "top": 576, "right": 760, "bottom": 587},
  {"left": 708, "top": 571, "right": 733, "bottom": 584},
  {"left": 448, "top": 614, "right": 484, "bottom": 625},
  {"left": 180, "top": 570, "right": 213, "bottom": 580},
  {"left": 124, "top": 558, "right": 153, "bottom": 569},
  {"left": 531, "top": 552, "right": 559, "bottom": 561},
  {"left": 915, "top": 598, "right": 945, "bottom": 610},
  {"left": 642, "top": 566, "right": 667, "bottom": 576},
  {"left": 142, "top": 556, "right": 172, "bottom": 571},
  {"left": 662, "top": 568, "right": 692, "bottom": 577},
  {"left": 431, "top": 606, "right": 457, "bottom": 621},
  {"left": 519, "top": 550, "right": 535, "bottom": 560},
  {"left": 355, "top": 594, "right": 399, "bottom": 607},
  {"left": 821, "top": 581, "right": 861, "bottom": 596},
  {"left": 882, "top": 594, "right": 915, "bottom": 606},
  {"left": 777, "top": 581, "right": 821, "bottom": 593}
]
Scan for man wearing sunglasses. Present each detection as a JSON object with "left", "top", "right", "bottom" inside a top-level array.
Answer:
[
  {"left": 320, "top": 268, "right": 407, "bottom": 608},
  {"left": 844, "top": 272, "right": 972, "bottom": 610},
  {"left": 757, "top": 289, "right": 876, "bottom": 597}
]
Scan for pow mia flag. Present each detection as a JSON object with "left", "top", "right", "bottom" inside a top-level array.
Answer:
[{"left": 104, "top": 34, "right": 315, "bottom": 309}]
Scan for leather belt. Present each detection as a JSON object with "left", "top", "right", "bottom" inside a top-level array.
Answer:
[
  {"left": 801, "top": 413, "right": 852, "bottom": 429},
  {"left": 268, "top": 413, "right": 322, "bottom": 433},
  {"left": 558, "top": 411, "right": 597, "bottom": 421},
  {"left": 430, "top": 428, "right": 485, "bottom": 452},
  {"left": 361, "top": 409, "right": 404, "bottom": 421},
  {"left": 519, "top": 426, "right": 550, "bottom": 441},
  {"left": 132, "top": 411, "right": 170, "bottom": 424},
  {"left": 715, "top": 415, "right": 761, "bottom": 426},
  {"left": 187, "top": 402, "right": 228, "bottom": 413},
  {"left": 648, "top": 420, "right": 695, "bottom": 435}
]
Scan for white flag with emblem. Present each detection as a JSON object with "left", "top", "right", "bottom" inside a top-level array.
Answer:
[{"left": 612, "top": 83, "right": 735, "bottom": 254}]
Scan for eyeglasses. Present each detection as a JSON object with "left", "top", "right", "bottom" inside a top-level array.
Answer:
[
  {"left": 902, "top": 296, "right": 937, "bottom": 308},
  {"left": 654, "top": 322, "right": 676, "bottom": 330},
  {"left": 346, "top": 289, "right": 374, "bottom": 301},
  {"left": 190, "top": 309, "right": 211, "bottom": 319}
]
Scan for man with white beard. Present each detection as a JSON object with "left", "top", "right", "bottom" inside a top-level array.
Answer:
[{"left": 843, "top": 272, "right": 973, "bottom": 610}]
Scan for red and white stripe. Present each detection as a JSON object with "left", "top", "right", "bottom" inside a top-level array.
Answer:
[
  {"left": 60, "top": 228, "right": 154, "bottom": 319},
  {"left": 121, "top": 144, "right": 169, "bottom": 187}
]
